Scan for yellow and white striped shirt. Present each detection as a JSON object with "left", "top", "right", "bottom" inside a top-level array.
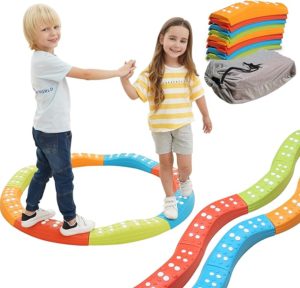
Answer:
[{"left": 134, "top": 65, "right": 204, "bottom": 132}]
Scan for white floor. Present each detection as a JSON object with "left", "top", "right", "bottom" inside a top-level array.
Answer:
[{"left": 0, "top": 1, "right": 299, "bottom": 287}]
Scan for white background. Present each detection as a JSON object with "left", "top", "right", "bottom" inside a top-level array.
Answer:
[{"left": 0, "top": 1, "right": 299, "bottom": 287}]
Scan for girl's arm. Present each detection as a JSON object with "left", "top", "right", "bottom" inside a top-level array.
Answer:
[
  {"left": 196, "top": 96, "right": 212, "bottom": 133},
  {"left": 67, "top": 62, "right": 134, "bottom": 80},
  {"left": 120, "top": 76, "right": 139, "bottom": 100}
]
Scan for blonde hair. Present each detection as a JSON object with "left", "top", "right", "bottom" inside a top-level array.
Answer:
[
  {"left": 148, "top": 17, "right": 198, "bottom": 111},
  {"left": 23, "top": 4, "right": 61, "bottom": 50}
]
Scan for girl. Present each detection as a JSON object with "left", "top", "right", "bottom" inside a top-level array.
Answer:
[{"left": 121, "top": 17, "right": 212, "bottom": 219}]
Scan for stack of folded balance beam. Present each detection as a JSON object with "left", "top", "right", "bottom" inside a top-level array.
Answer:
[{"left": 207, "top": 1, "right": 288, "bottom": 60}]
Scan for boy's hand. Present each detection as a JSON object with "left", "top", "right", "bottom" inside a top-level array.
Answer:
[
  {"left": 117, "top": 60, "right": 136, "bottom": 77},
  {"left": 202, "top": 115, "right": 212, "bottom": 133}
]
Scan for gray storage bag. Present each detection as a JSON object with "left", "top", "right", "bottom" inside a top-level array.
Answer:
[{"left": 205, "top": 50, "right": 296, "bottom": 104}]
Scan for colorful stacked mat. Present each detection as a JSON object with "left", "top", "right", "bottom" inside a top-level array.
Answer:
[{"left": 207, "top": 1, "right": 288, "bottom": 60}]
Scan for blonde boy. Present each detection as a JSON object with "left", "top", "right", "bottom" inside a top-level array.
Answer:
[{"left": 23, "top": 4, "right": 134, "bottom": 236}]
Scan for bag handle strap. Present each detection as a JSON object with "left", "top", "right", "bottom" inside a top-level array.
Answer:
[
  {"left": 212, "top": 62, "right": 262, "bottom": 86},
  {"left": 220, "top": 62, "right": 262, "bottom": 84}
]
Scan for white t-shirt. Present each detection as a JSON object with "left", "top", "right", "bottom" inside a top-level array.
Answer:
[{"left": 31, "top": 51, "right": 72, "bottom": 133}]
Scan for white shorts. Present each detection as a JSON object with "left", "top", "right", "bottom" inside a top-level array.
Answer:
[{"left": 151, "top": 124, "right": 193, "bottom": 155}]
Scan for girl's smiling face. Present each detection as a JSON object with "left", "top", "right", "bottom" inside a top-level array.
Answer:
[
  {"left": 35, "top": 23, "right": 61, "bottom": 53},
  {"left": 160, "top": 25, "right": 189, "bottom": 66}
]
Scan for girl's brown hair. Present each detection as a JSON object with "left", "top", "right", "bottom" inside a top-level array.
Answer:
[{"left": 148, "top": 17, "right": 198, "bottom": 111}]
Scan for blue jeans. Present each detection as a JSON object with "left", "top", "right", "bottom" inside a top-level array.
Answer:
[{"left": 26, "top": 128, "right": 76, "bottom": 221}]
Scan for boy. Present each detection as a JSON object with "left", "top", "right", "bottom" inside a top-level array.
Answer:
[{"left": 22, "top": 4, "right": 134, "bottom": 236}]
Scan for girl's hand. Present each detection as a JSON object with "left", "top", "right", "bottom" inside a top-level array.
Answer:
[
  {"left": 117, "top": 60, "right": 136, "bottom": 77},
  {"left": 121, "top": 69, "right": 135, "bottom": 80},
  {"left": 202, "top": 115, "right": 212, "bottom": 133}
]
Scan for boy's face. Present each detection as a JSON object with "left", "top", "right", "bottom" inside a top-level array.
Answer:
[{"left": 34, "top": 23, "right": 61, "bottom": 53}]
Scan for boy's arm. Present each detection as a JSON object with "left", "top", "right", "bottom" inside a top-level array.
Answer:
[
  {"left": 120, "top": 77, "right": 139, "bottom": 100},
  {"left": 195, "top": 96, "right": 212, "bottom": 133},
  {"left": 67, "top": 61, "right": 135, "bottom": 80}
]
